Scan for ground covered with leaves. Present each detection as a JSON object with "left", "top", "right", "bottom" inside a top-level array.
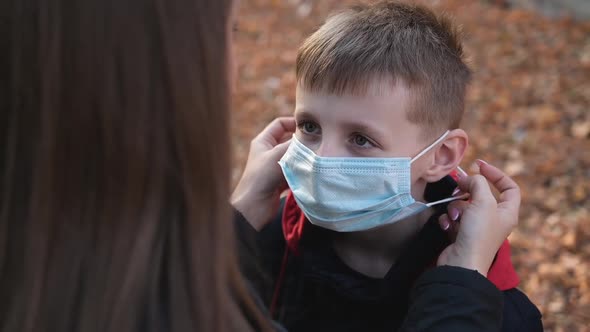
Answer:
[{"left": 232, "top": 1, "right": 590, "bottom": 330}]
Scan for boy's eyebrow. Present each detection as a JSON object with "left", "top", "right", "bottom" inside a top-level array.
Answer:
[
  {"left": 342, "top": 121, "right": 387, "bottom": 140},
  {"left": 293, "top": 110, "right": 317, "bottom": 120},
  {"left": 295, "top": 109, "right": 387, "bottom": 141}
]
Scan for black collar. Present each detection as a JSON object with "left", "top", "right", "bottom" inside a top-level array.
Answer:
[{"left": 299, "top": 175, "right": 457, "bottom": 302}]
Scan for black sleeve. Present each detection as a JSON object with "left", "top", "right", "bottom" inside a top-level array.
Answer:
[
  {"left": 233, "top": 200, "right": 287, "bottom": 304},
  {"left": 400, "top": 265, "right": 504, "bottom": 332},
  {"left": 233, "top": 200, "right": 286, "bottom": 251},
  {"left": 233, "top": 210, "right": 289, "bottom": 331},
  {"left": 501, "top": 288, "right": 543, "bottom": 332}
]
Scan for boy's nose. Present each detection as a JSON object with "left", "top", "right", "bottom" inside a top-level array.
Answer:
[{"left": 315, "top": 140, "right": 342, "bottom": 157}]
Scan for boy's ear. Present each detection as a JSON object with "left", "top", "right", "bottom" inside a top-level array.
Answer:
[{"left": 422, "top": 129, "right": 468, "bottom": 182}]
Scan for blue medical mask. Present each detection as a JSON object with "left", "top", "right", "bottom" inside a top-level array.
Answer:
[{"left": 278, "top": 131, "right": 467, "bottom": 232}]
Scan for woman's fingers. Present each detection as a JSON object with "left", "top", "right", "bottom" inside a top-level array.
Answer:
[
  {"left": 254, "top": 117, "right": 296, "bottom": 148},
  {"left": 438, "top": 213, "right": 451, "bottom": 231},
  {"left": 436, "top": 162, "right": 522, "bottom": 275},
  {"left": 478, "top": 161, "right": 521, "bottom": 214},
  {"left": 232, "top": 117, "right": 297, "bottom": 230},
  {"left": 268, "top": 138, "right": 293, "bottom": 161},
  {"left": 439, "top": 200, "right": 469, "bottom": 242},
  {"left": 439, "top": 213, "right": 461, "bottom": 242},
  {"left": 456, "top": 174, "right": 495, "bottom": 207}
]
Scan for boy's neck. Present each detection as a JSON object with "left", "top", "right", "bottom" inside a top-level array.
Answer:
[{"left": 332, "top": 207, "right": 434, "bottom": 279}]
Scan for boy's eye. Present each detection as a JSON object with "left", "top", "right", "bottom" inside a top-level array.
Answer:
[
  {"left": 298, "top": 121, "right": 320, "bottom": 135},
  {"left": 352, "top": 134, "right": 374, "bottom": 148}
]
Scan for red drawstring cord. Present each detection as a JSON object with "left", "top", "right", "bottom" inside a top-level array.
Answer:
[{"left": 269, "top": 246, "right": 290, "bottom": 317}]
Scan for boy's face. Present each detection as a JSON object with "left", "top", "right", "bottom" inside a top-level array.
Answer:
[
  {"left": 293, "top": 79, "right": 467, "bottom": 202},
  {"left": 294, "top": 80, "right": 442, "bottom": 199}
]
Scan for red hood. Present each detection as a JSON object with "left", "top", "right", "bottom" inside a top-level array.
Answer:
[
  {"left": 282, "top": 190, "right": 308, "bottom": 256},
  {"left": 281, "top": 189, "right": 520, "bottom": 291}
]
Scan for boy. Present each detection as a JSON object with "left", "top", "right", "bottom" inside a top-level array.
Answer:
[{"left": 250, "top": 2, "right": 543, "bottom": 331}]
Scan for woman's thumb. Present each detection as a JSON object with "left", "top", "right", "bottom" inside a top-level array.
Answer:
[
  {"left": 269, "top": 138, "right": 292, "bottom": 161},
  {"left": 457, "top": 174, "right": 494, "bottom": 206}
]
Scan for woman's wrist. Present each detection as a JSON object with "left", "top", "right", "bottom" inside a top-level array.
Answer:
[
  {"left": 440, "top": 261, "right": 489, "bottom": 277},
  {"left": 438, "top": 246, "right": 491, "bottom": 277},
  {"left": 231, "top": 190, "right": 274, "bottom": 231}
]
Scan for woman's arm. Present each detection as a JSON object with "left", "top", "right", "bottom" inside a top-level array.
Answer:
[
  {"left": 400, "top": 266, "right": 503, "bottom": 332},
  {"left": 231, "top": 117, "right": 295, "bottom": 231},
  {"left": 401, "top": 161, "right": 521, "bottom": 331}
]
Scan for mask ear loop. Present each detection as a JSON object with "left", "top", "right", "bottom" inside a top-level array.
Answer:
[
  {"left": 409, "top": 132, "right": 470, "bottom": 204},
  {"left": 425, "top": 192, "right": 470, "bottom": 207},
  {"left": 408, "top": 131, "right": 470, "bottom": 206},
  {"left": 410, "top": 130, "right": 451, "bottom": 164},
  {"left": 456, "top": 166, "right": 468, "bottom": 177}
]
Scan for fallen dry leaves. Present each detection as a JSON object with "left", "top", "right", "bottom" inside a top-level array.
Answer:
[{"left": 232, "top": 1, "right": 590, "bottom": 330}]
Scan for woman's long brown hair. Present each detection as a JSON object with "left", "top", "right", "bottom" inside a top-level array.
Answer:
[{"left": 0, "top": 0, "right": 270, "bottom": 331}]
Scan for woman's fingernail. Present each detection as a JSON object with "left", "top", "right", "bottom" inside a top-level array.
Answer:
[
  {"left": 452, "top": 187, "right": 461, "bottom": 196},
  {"left": 449, "top": 207, "right": 460, "bottom": 221},
  {"left": 476, "top": 159, "right": 488, "bottom": 166},
  {"left": 470, "top": 162, "right": 480, "bottom": 173},
  {"left": 439, "top": 214, "right": 451, "bottom": 231}
]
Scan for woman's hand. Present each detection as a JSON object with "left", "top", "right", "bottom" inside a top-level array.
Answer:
[
  {"left": 437, "top": 160, "right": 521, "bottom": 276},
  {"left": 231, "top": 117, "right": 296, "bottom": 230}
]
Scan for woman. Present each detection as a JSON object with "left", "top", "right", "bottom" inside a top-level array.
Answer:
[
  {"left": 0, "top": 0, "right": 269, "bottom": 331},
  {"left": 0, "top": 0, "right": 520, "bottom": 331}
]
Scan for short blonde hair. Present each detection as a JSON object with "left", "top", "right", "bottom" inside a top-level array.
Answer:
[{"left": 296, "top": 1, "right": 472, "bottom": 132}]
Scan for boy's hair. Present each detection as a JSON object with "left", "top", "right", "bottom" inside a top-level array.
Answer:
[{"left": 296, "top": 1, "right": 472, "bottom": 133}]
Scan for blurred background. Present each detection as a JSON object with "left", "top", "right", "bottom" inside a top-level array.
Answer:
[{"left": 231, "top": 0, "right": 590, "bottom": 330}]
